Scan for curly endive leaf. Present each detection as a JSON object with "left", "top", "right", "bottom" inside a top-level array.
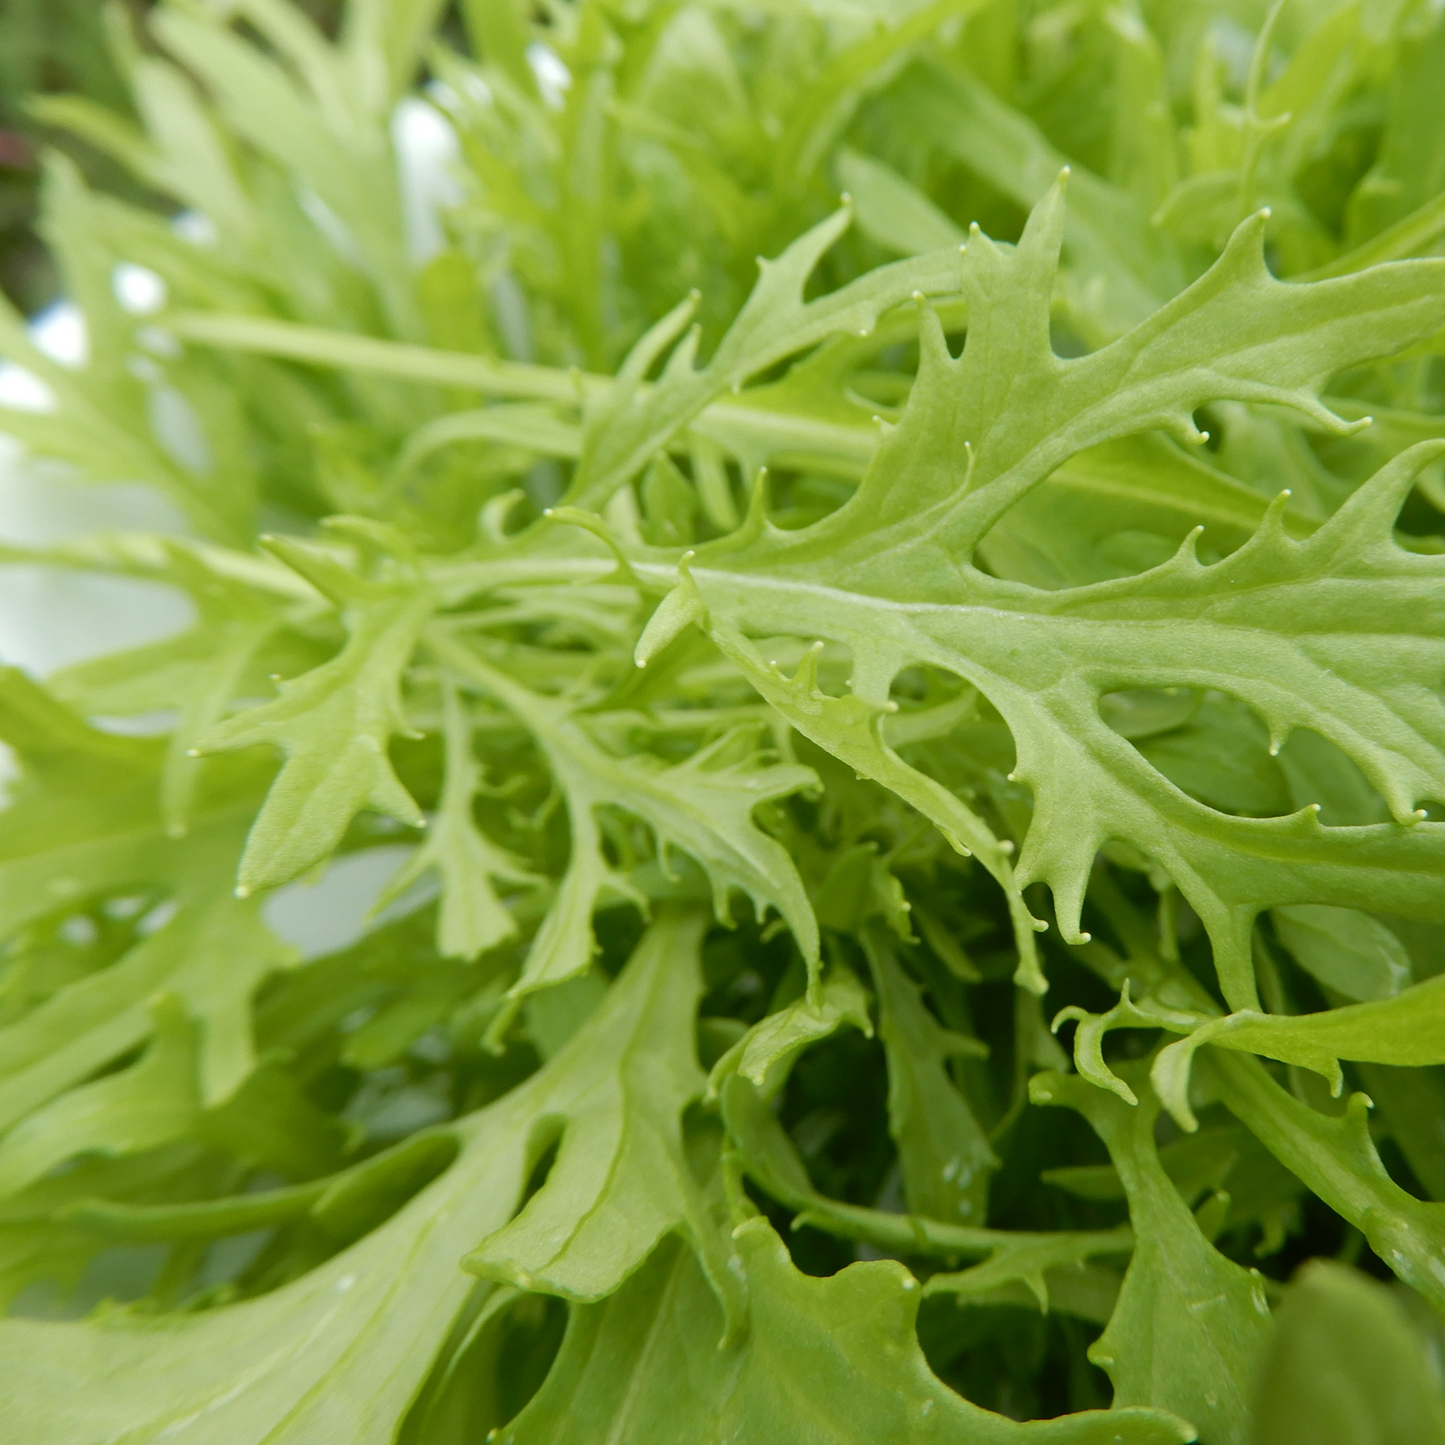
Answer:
[
  {"left": 1043, "top": 1119, "right": 1306, "bottom": 1257},
  {"left": 1270, "top": 904, "right": 1412, "bottom": 1002},
  {"left": 923, "top": 1235, "right": 1133, "bottom": 1318},
  {"left": 708, "top": 623, "right": 1044, "bottom": 989},
  {"left": 432, "top": 631, "right": 818, "bottom": 999},
  {"left": 565, "top": 206, "right": 964, "bottom": 510},
  {"left": 203, "top": 534, "right": 432, "bottom": 893},
  {"left": 710, "top": 177, "right": 1445, "bottom": 589},
  {"left": 995, "top": 445, "right": 1445, "bottom": 1002},
  {"left": 150, "top": 5, "right": 417, "bottom": 334},
  {"left": 927, "top": 65, "right": 1188, "bottom": 329},
  {"left": 51, "top": 1128, "right": 456, "bottom": 1246},
  {"left": 463, "top": 909, "right": 740, "bottom": 1315},
  {"left": 863, "top": 928, "right": 997, "bottom": 1226},
  {"left": 0, "top": 887, "right": 297, "bottom": 1124},
  {"left": 722, "top": 1071, "right": 1133, "bottom": 1284},
  {"left": 0, "top": 996, "right": 198, "bottom": 1201},
  {"left": 0, "top": 676, "right": 295, "bottom": 1113},
  {"left": 707, "top": 956, "right": 871, "bottom": 1101},
  {"left": 0, "top": 909, "right": 729, "bottom": 1441},
  {"left": 374, "top": 676, "right": 536, "bottom": 959},
  {"left": 503, "top": 1221, "right": 1190, "bottom": 1445},
  {"left": 0, "top": 694, "right": 178, "bottom": 933},
  {"left": 1208, "top": 1052, "right": 1445, "bottom": 1317},
  {"left": 0, "top": 200, "right": 244, "bottom": 541},
  {"left": 0, "top": 1133, "right": 505, "bottom": 1442},
  {"left": 689, "top": 182, "right": 1445, "bottom": 1006},
  {"left": 9, "top": 4, "right": 1445, "bottom": 1438},
  {"left": 1033, "top": 1070, "right": 1272, "bottom": 1445},
  {"left": 1153, "top": 973, "right": 1445, "bottom": 1130},
  {"left": 46, "top": 542, "right": 281, "bottom": 835},
  {"left": 1052, "top": 983, "right": 1208, "bottom": 1108}
]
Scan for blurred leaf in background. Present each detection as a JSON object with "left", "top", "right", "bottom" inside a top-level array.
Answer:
[{"left": 0, "top": 0, "right": 348, "bottom": 315}]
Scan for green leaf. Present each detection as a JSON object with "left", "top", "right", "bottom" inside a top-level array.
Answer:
[
  {"left": 1250, "top": 1261, "right": 1445, "bottom": 1445},
  {"left": 130, "top": 53, "right": 257, "bottom": 248},
  {"left": 392, "top": 404, "right": 582, "bottom": 478},
  {"left": 463, "top": 908, "right": 740, "bottom": 1312},
  {"left": 1033, "top": 1070, "right": 1272, "bottom": 1445},
  {"left": 1270, "top": 905, "right": 1412, "bottom": 1002},
  {"left": 707, "top": 956, "right": 872, "bottom": 1101},
  {"left": 723, "top": 1070, "right": 1133, "bottom": 1285},
  {"left": 1153, "top": 972, "right": 1445, "bottom": 1130},
  {"left": 863, "top": 927, "right": 997, "bottom": 1226},
  {"left": 0, "top": 674, "right": 294, "bottom": 1114},
  {"left": 1044, "top": 1120, "right": 1306, "bottom": 1256},
  {"left": 9, "top": 4, "right": 1445, "bottom": 1438},
  {"left": 504, "top": 1220, "right": 1191, "bottom": 1445},
  {"left": 0, "top": 1125, "right": 502, "bottom": 1442},
  {"left": 48, "top": 543, "right": 280, "bottom": 834},
  {"left": 0, "top": 890, "right": 300, "bottom": 1125},
  {"left": 708, "top": 625, "right": 1045, "bottom": 990},
  {"left": 432, "top": 632, "right": 819, "bottom": 1000},
  {"left": 898, "top": 65, "right": 1183, "bottom": 340},
  {"left": 0, "top": 910, "right": 726, "bottom": 1439},
  {"left": 1209, "top": 1052, "right": 1445, "bottom": 1316},
  {"left": 203, "top": 536, "right": 432, "bottom": 893},
  {"left": 1356, "top": 1063, "right": 1445, "bottom": 1201},
  {"left": 979, "top": 434, "right": 1290, "bottom": 591},
  {"left": 0, "top": 994, "right": 199, "bottom": 1201},
  {"left": 836, "top": 147, "right": 965, "bottom": 256},
  {"left": 150, "top": 5, "right": 416, "bottom": 334},
  {"left": 690, "top": 179, "right": 1445, "bottom": 1009},
  {"left": 373, "top": 675, "right": 536, "bottom": 959},
  {"left": 564, "top": 210, "right": 966, "bottom": 511}
]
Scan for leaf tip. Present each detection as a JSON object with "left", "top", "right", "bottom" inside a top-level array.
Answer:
[{"left": 1051, "top": 1004, "right": 1084, "bottom": 1035}]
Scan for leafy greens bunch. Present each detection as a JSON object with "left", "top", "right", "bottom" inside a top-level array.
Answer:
[{"left": 3, "top": 0, "right": 1445, "bottom": 1441}]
